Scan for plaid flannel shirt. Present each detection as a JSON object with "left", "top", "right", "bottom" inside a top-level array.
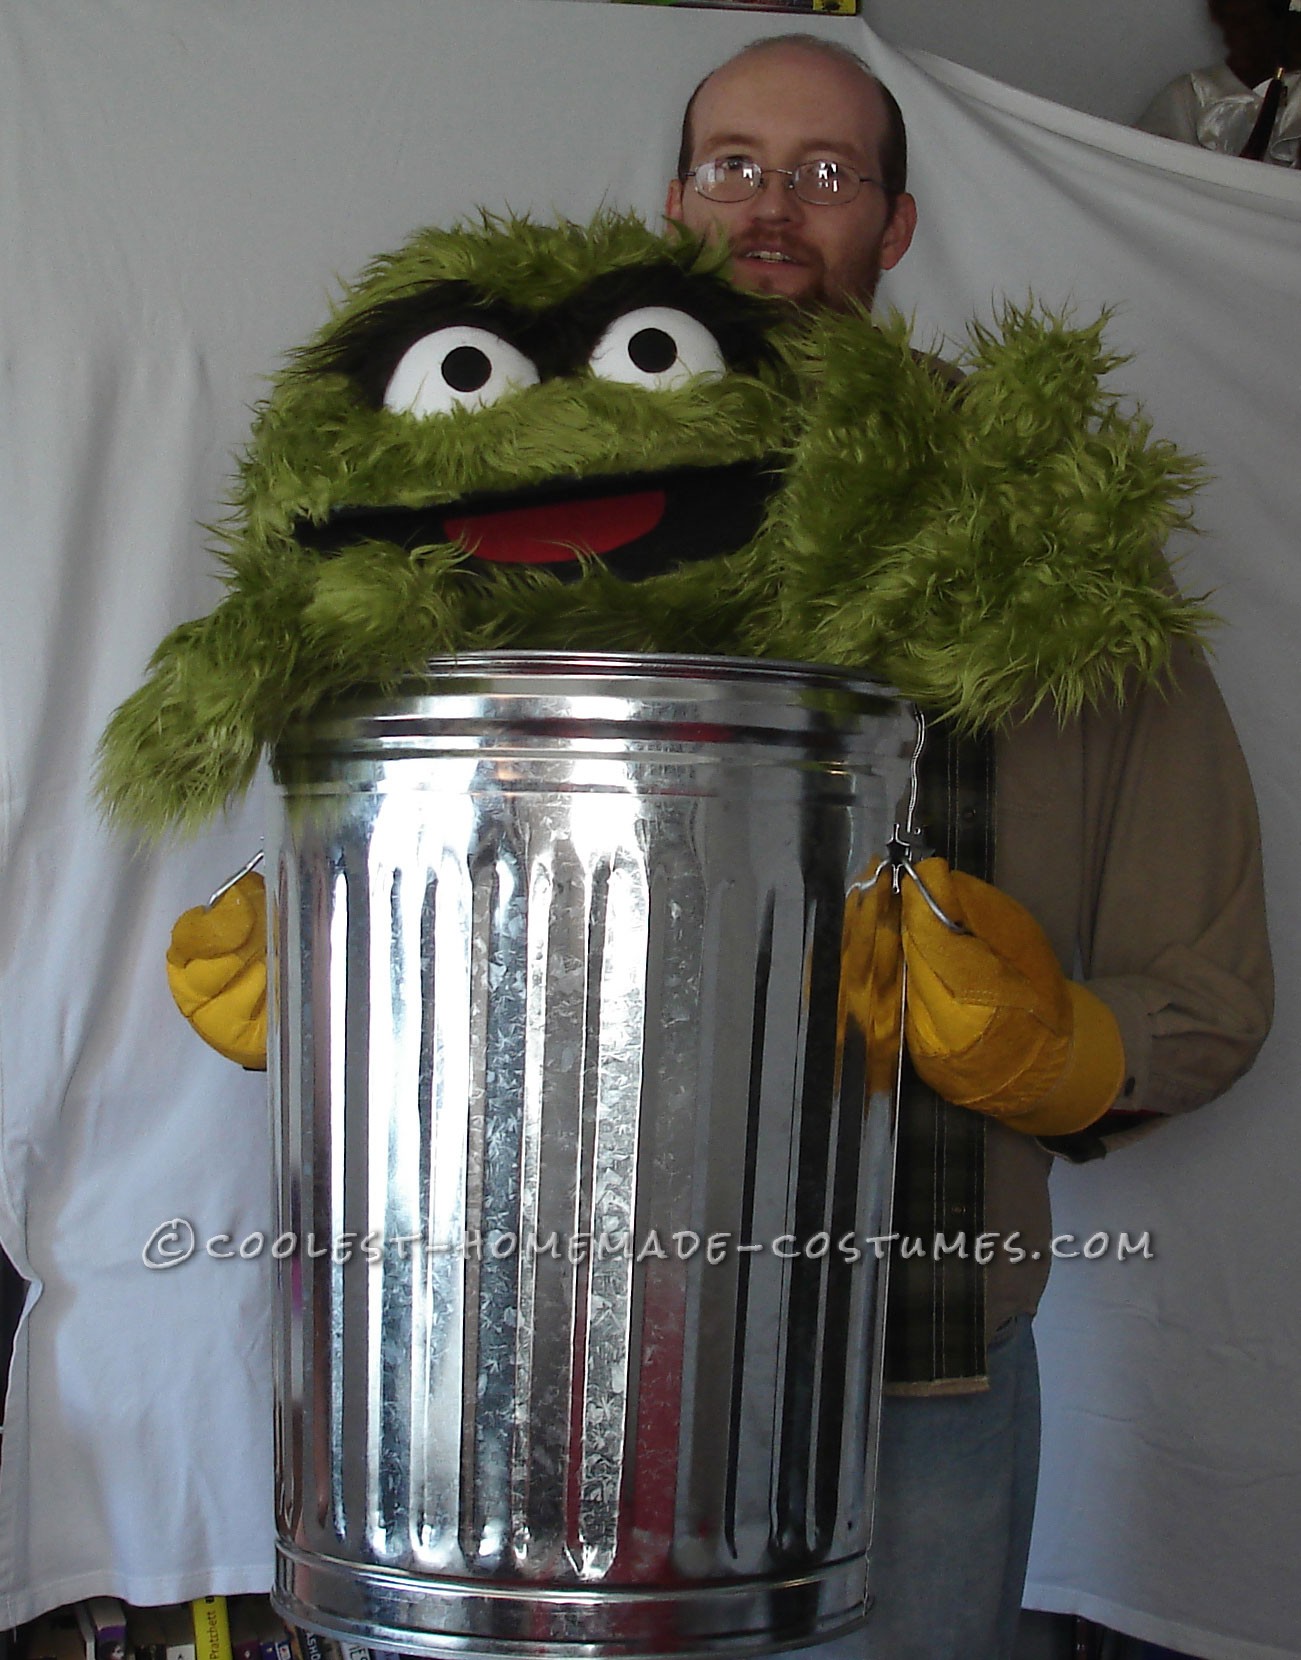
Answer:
[{"left": 883, "top": 723, "right": 996, "bottom": 1391}]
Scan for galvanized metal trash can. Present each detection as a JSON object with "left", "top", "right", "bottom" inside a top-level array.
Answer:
[{"left": 267, "top": 653, "right": 918, "bottom": 1659}]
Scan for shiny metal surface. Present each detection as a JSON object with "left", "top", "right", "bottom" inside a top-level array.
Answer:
[{"left": 268, "top": 653, "right": 917, "bottom": 1658}]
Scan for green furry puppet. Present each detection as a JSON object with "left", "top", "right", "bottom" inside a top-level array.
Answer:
[
  {"left": 98, "top": 212, "right": 1208, "bottom": 1135},
  {"left": 97, "top": 210, "right": 1203, "bottom": 837}
]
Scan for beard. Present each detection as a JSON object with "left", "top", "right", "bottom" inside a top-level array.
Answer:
[{"left": 726, "top": 234, "right": 882, "bottom": 313}]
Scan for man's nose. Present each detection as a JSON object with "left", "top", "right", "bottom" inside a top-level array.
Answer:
[{"left": 750, "top": 172, "right": 801, "bottom": 219}]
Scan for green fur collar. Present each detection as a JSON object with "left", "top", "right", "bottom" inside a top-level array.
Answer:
[{"left": 97, "top": 211, "right": 1206, "bottom": 836}]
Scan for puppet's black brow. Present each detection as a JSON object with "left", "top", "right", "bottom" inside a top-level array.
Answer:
[
  {"left": 545, "top": 263, "right": 782, "bottom": 375},
  {"left": 301, "top": 281, "right": 539, "bottom": 406},
  {"left": 302, "top": 261, "right": 782, "bottom": 408}
]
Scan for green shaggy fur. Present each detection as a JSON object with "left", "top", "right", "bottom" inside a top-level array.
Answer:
[
  {"left": 96, "top": 211, "right": 1208, "bottom": 836},
  {"left": 750, "top": 305, "right": 1206, "bottom": 719}
]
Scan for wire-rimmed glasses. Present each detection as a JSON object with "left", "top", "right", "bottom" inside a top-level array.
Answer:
[{"left": 685, "top": 155, "right": 889, "bottom": 206}]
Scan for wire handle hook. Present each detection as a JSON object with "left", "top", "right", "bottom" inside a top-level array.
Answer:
[
  {"left": 207, "top": 847, "right": 264, "bottom": 910},
  {"left": 845, "top": 708, "right": 968, "bottom": 934}
]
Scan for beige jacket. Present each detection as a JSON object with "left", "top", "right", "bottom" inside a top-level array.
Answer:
[{"left": 982, "top": 638, "right": 1273, "bottom": 1335}]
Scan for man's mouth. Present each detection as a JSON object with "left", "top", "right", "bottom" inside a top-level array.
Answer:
[
  {"left": 292, "top": 461, "right": 780, "bottom": 583},
  {"left": 736, "top": 238, "right": 810, "bottom": 267}
]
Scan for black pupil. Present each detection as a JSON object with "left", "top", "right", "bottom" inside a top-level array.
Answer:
[
  {"left": 628, "top": 328, "right": 678, "bottom": 376},
  {"left": 442, "top": 345, "right": 493, "bottom": 393}
]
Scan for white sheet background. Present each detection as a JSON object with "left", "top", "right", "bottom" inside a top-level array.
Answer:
[
  {"left": 859, "top": 0, "right": 1221, "bottom": 124},
  {"left": 1, "top": 4, "right": 1297, "bottom": 1655}
]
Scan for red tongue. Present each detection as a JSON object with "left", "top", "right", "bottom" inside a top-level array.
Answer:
[{"left": 446, "top": 490, "right": 666, "bottom": 564}]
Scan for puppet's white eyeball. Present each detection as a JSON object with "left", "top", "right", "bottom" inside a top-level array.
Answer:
[
  {"left": 383, "top": 326, "right": 540, "bottom": 416},
  {"left": 588, "top": 307, "right": 727, "bottom": 391}
]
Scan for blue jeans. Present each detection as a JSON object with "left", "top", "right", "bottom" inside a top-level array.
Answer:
[{"left": 786, "top": 1314, "right": 1041, "bottom": 1660}]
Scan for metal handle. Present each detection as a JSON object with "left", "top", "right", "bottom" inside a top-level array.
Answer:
[
  {"left": 846, "top": 708, "right": 968, "bottom": 933},
  {"left": 207, "top": 847, "right": 264, "bottom": 909}
]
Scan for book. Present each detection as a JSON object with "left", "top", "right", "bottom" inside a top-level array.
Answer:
[
  {"left": 124, "top": 1604, "right": 195, "bottom": 1660},
  {"left": 125, "top": 1606, "right": 167, "bottom": 1660},
  {"left": 288, "top": 1636, "right": 342, "bottom": 1660},
  {"left": 22, "top": 1610, "right": 83, "bottom": 1660},
  {"left": 190, "top": 1600, "right": 232, "bottom": 1660},
  {"left": 76, "top": 1600, "right": 128, "bottom": 1660},
  {"left": 224, "top": 1598, "right": 276, "bottom": 1660}
]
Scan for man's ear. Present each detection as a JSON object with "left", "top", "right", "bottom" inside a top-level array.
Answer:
[
  {"left": 664, "top": 178, "right": 685, "bottom": 224},
  {"left": 880, "top": 191, "right": 918, "bottom": 274}
]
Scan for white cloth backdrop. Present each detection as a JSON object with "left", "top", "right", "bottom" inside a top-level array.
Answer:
[
  {"left": 860, "top": 0, "right": 1221, "bottom": 125},
  {"left": 0, "top": 3, "right": 1297, "bottom": 1655}
]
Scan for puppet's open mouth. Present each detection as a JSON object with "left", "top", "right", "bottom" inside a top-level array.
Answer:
[{"left": 292, "top": 460, "right": 779, "bottom": 582}]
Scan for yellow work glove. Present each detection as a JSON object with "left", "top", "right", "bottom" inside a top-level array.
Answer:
[
  {"left": 900, "top": 856, "right": 1124, "bottom": 1136},
  {"left": 839, "top": 864, "right": 905, "bottom": 1099},
  {"left": 166, "top": 870, "right": 268, "bottom": 1070}
]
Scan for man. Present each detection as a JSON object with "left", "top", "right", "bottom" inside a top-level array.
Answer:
[
  {"left": 666, "top": 34, "right": 1272, "bottom": 1660},
  {"left": 665, "top": 36, "right": 916, "bottom": 310},
  {"left": 1137, "top": 0, "right": 1300, "bottom": 166}
]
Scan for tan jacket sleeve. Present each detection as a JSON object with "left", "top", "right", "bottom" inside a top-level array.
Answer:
[{"left": 994, "top": 637, "right": 1273, "bottom": 1154}]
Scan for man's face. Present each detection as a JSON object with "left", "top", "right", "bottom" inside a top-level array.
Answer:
[
  {"left": 1209, "top": 0, "right": 1291, "bottom": 69},
  {"left": 665, "top": 45, "right": 916, "bottom": 311}
]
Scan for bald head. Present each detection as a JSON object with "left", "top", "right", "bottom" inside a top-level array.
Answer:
[{"left": 676, "top": 36, "right": 909, "bottom": 199}]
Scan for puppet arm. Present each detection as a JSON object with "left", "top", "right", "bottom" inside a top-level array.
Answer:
[
  {"left": 95, "top": 593, "right": 296, "bottom": 837},
  {"left": 757, "top": 306, "right": 1210, "bottom": 729}
]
